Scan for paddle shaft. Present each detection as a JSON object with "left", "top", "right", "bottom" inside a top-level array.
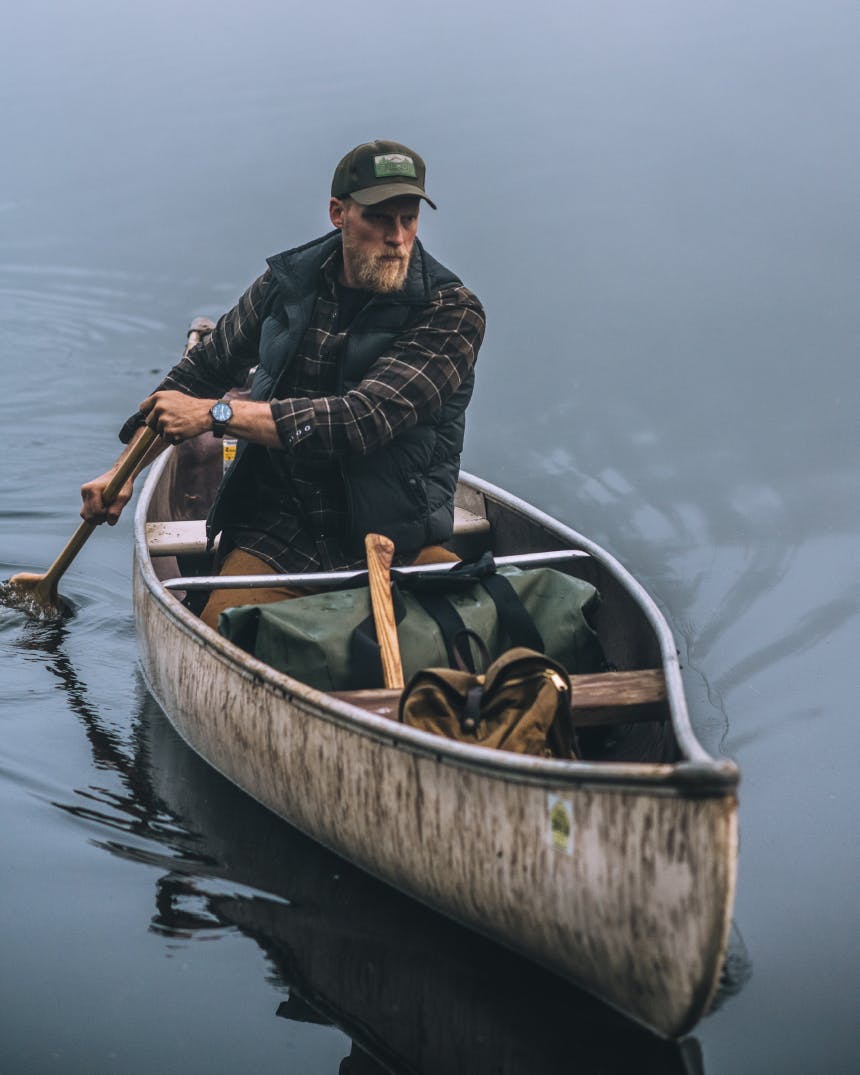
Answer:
[
  {"left": 364, "top": 533, "right": 405, "bottom": 690},
  {"left": 36, "top": 426, "right": 159, "bottom": 597}
]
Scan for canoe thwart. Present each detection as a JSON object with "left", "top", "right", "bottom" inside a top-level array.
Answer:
[
  {"left": 144, "top": 520, "right": 221, "bottom": 556},
  {"left": 146, "top": 505, "right": 490, "bottom": 558},
  {"left": 159, "top": 548, "right": 591, "bottom": 592},
  {"left": 332, "top": 669, "right": 668, "bottom": 728}
]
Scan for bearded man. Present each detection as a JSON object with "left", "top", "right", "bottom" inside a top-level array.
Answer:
[{"left": 81, "top": 140, "right": 486, "bottom": 628}]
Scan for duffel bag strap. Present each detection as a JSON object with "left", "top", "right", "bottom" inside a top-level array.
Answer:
[
  {"left": 410, "top": 563, "right": 543, "bottom": 662},
  {"left": 411, "top": 590, "right": 477, "bottom": 672},
  {"left": 450, "top": 627, "right": 491, "bottom": 674},
  {"left": 394, "top": 550, "right": 497, "bottom": 592},
  {"left": 479, "top": 573, "right": 545, "bottom": 653}
]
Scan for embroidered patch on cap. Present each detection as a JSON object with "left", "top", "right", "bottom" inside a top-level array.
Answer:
[{"left": 373, "top": 153, "right": 417, "bottom": 179}]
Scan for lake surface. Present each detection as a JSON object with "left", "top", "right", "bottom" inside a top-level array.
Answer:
[{"left": 2, "top": 2, "right": 858, "bottom": 1071}]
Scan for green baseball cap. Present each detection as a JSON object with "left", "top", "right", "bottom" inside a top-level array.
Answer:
[{"left": 331, "top": 139, "right": 437, "bottom": 209}]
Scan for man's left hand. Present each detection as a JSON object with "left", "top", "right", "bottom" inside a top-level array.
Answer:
[{"left": 140, "top": 390, "right": 213, "bottom": 445}]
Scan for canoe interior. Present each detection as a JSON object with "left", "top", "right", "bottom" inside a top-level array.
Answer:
[{"left": 147, "top": 439, "right": 685, "bottom": 766}]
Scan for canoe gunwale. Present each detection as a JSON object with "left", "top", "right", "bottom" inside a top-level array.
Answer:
[
  {"left": 132, "top": 455, "right": 738, "bottom": 798},
  {"left": 460, "top": 471, "right": 711, "bottom": 766}
]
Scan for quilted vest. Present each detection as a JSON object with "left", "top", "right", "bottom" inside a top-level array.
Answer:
[{"left": 207, "top": 231, "right": 475, "bottom": 554}]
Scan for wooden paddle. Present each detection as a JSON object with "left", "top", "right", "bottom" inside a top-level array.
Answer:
[
  {"left": 365, "top": 532, "right": 405, "bottom": 690},
  {"left": 7, "top": 426, "right": 158, "bottom": 615},
  {"left": 6, "top": 319, "right": 213, "bottom": 616}
]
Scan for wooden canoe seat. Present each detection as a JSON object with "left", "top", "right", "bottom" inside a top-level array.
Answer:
[
  {"left": 332, "top": 669, "right": 668, "bottom": 729},
  {"left": 146, "top": 505, "right": 490, "bottom": 557}
]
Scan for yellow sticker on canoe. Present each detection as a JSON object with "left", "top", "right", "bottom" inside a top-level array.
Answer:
[
  {"left": 548, "top": 794, "right": 574, "bottom": 855},
  {"left": 222, "top": 437, "right": 237, "bottom": 473}
]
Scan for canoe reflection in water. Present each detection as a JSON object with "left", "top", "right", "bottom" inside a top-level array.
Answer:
[{"left": 34, "top": 601, "right": 747, "bottom": 1075}]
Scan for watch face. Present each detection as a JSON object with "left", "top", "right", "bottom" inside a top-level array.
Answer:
[{"left": 211, "top": 401, "right": 232, "bottom": 423}]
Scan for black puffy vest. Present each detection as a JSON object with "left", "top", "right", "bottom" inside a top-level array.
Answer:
[{"left": 207, "top": 231, "right": 475, "bottom": 553}]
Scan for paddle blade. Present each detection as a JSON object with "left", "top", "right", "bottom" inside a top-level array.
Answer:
[
  {"left": 1, "top": 572, "right": 66, "bottom": 618},
  {"left": 5, "top": 425, "right": 159, "bottom": 619}
]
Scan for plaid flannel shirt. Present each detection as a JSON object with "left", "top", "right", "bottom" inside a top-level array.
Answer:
[{"left": 132, "top": 248, "right": 485, "bottom": 571}]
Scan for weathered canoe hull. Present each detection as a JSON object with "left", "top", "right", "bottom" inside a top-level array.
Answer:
[{"left": 133, "top": 454, "right": 738, "bottom": 1039}]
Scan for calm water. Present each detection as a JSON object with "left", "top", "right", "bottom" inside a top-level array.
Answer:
[{"left": 2, "top": 2, "right": 859, "bottom": 1072}]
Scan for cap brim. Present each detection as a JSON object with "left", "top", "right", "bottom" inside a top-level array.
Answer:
[{"left": 349, "top": 183, "right": 437, "bottom": 210}]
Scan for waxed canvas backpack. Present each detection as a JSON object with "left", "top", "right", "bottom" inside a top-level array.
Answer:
[{"left": 398, "top": 634, "right": 578, "bottom": 759}]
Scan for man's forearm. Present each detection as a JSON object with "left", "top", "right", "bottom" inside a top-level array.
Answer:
[{"left": 224, "top": 398, "right": 281, "bottom": 448}]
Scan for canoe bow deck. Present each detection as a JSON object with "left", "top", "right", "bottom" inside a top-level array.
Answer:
[{"left": 133, "top": 447, "right": 739, "bottom": 1039}]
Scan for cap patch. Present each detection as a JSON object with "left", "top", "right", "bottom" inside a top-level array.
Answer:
[{"left": 373, "top": 153, "right": 417, "bottom": 179}]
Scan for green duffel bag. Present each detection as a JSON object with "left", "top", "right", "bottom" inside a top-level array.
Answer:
[{"left": 218, "top": 557, "right": 606, "bottom": 692}]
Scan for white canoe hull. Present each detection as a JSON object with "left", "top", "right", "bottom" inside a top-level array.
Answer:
[{"left": 133, "top": 453, "right": 738, "bottom": 1038}]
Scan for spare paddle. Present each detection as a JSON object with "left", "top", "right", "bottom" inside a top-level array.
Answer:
[
  {"left": 6, "top": 427, "right": 158, "bottom": 616},
  {"left": 365, "top": 532, "right": 405, "bottom": 690}
]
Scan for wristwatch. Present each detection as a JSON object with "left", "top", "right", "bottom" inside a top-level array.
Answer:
[{"left": 209, "top": 399, "right": 234, "bottom": 438}]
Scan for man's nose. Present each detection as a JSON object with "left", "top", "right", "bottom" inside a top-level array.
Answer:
[{"left": 385, "top": 220, "right": 406, "bottom": 245}]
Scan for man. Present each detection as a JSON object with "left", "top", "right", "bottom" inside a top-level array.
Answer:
[{"left": 81, "top": 139, "right": 485, "bottom": 629}]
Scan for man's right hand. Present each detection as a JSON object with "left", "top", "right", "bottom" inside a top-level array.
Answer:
[
  {"left": 80, "top": 467, "right": 134, "bottom": 526},
  {"left": 79, "top": 424, "right": 163, "bottom": 525}
]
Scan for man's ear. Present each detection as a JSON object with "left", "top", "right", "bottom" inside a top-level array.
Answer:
[{"left": 329, "top": 197, "right": 347, "bottom": 230}]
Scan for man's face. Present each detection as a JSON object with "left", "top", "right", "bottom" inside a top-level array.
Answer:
[{"left": 330, "top": 195, "right": 420, "bottom": 293}]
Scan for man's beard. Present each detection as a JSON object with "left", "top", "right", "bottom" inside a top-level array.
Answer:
[{"left": 344, "top": 242, "right": 409, "bottom": 293}]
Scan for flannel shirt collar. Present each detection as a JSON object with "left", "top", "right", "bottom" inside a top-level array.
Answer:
[{"left": 320, "top": 247, "right": 342, "bottom": 298}]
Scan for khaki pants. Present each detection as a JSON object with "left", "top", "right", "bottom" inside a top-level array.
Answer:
[{"left": 200, "top": 544, "right": 460, "bottom": 631}]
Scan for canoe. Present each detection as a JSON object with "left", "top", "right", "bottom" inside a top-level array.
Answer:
[{"left": 132, "top": 442, "right": 739, "bottom": 1040}]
